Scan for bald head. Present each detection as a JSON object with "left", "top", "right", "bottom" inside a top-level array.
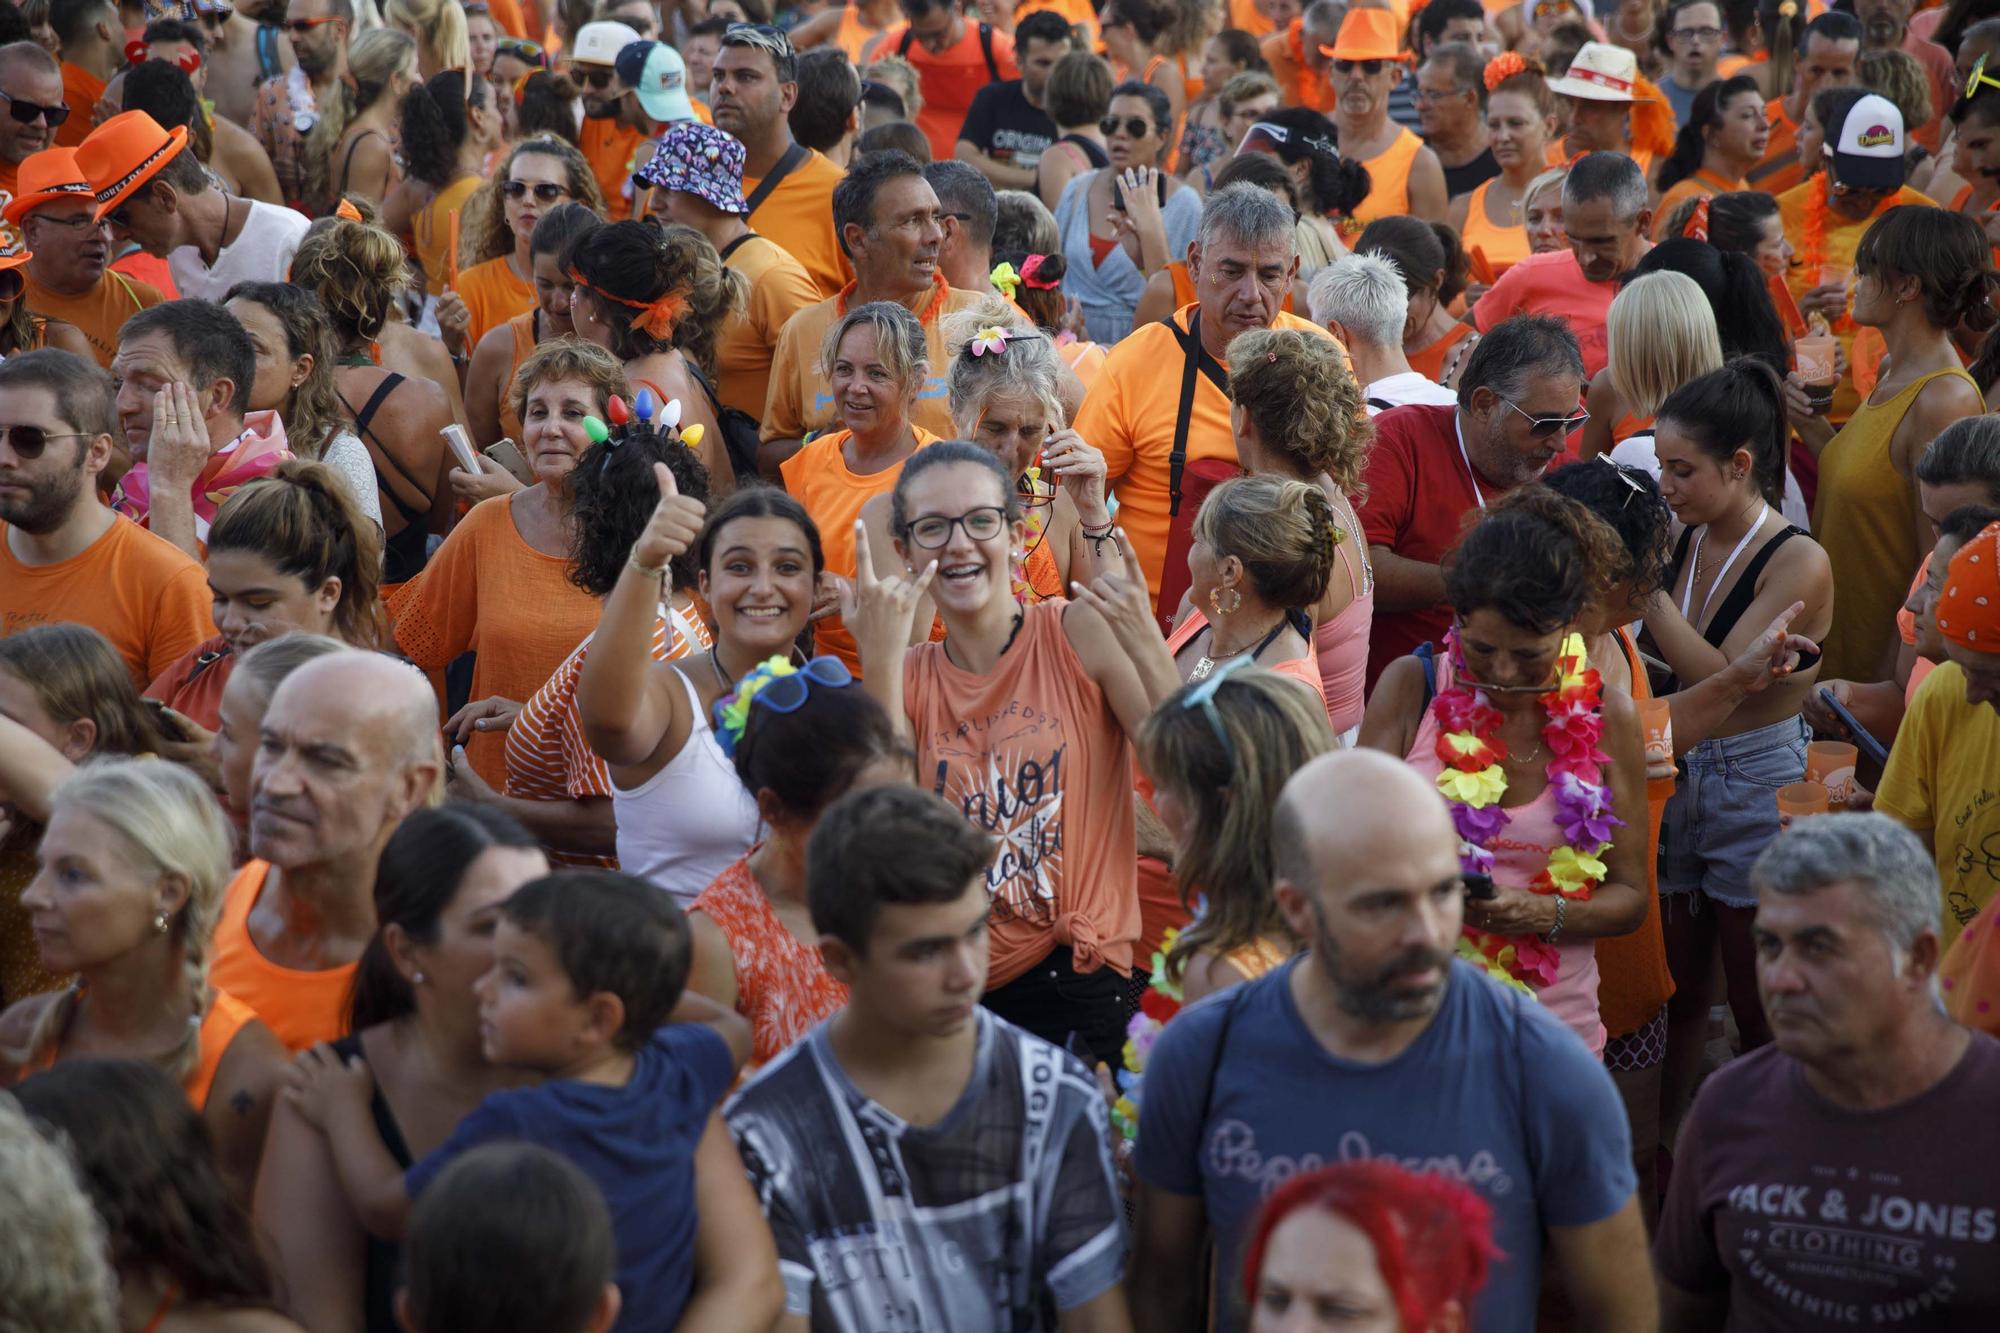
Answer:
[
  {"left": 1274, "top": 750, "right": 1460, "bottom": 894},
  {"left": 251, "top": 652, "right": 444, "bottom": 877}
]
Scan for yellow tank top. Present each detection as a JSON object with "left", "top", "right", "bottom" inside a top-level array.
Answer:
[
  {"left": 412, "top": 175, "right": 482, "bottom": 297},
  {"left": 1352, "top": 127, "right": 1423, "bottom": 226},
  {"left": 1812, "top": 367, "right": 1979, "bottom": 682},
  {"left": 1460, "top": 179, "right": 1531, "bottom": 280}
]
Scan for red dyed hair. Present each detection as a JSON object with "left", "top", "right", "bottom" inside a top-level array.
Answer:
[{"left": 1240, "top": 1162, "right": 1500, "bottom": 1330}]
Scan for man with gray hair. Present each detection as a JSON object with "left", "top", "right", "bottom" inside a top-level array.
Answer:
[
  {"left": 1355, "top": 314, "right": 1585, "bottom": 687},
  {"left": 1655, "top": 814, "right": 2000, "bottom": 1331},
  {"left": 1471, "top": 151, "right": 1651, "bottom": 376},
  {"left": 1076, "top": 183, "right": 1338, "bottom": 624},
  {"left": 1310, "top": 252, "right": 1457, "bottom": 412},
  {"left": 923, "top": 159, "right": 999, "bottom": 296}
]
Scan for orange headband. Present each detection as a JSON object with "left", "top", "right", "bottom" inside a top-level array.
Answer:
[
  {"left": 1682, "top": 196, "right": 1709, "bottom": 242},
  {"left": 1484, "top": 51, "right": 1529, "bottom": 92},
  {"left": 569, "top": 268, "right": 688, "bottom": 339},
  {"left": 1937, "top": 520, "right": 2000, "bottom": 653}
]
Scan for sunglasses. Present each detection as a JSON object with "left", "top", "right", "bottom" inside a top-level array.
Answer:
[
  {"left": 1100, "top": 114, "right": 1153, "bottom": 137},
  {"left": 1181, "top": 654, "right": 1255, "bottom": 763},
  {"left": 502, "top": 179, "right": 570, "bottom": 201},
  {"left": 0, "top": 424, "right": 91, "bottom": 460},
  {"left": 738, "top": 656, "right": 853, "bottom": 715},
  {"left": 280, "top": 15, "right": 343, "bottom": 35},
  {"left": 1969, "top": 54, "right": 2000, "bottom": 100},
  {"left": 1333, "top": 58, "right": 1389, "bottom": 76},
  {"left": 1503, "top": 399, "right": 1589, "bottom": 437},
  {"left": 0, "top": 90, "right": 67, "bottom": 128},
  {"left": 496, "top": 37, "right": 545, "bottom": 62},
  {"left": 907, "top": 505, "right": 1007, "bottom": 548},
  {"left": 1596, "top": 454, "right": 1650, "bottom": 508},
  {"left": 0, "top": 270, "right": 20, "bottom": 302},
  {"left": 577, "top": 65, "right": 618, "bottom": 90}
]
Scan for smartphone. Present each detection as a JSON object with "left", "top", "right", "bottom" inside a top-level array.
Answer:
[
  {"left": 1463, "top": 872, "right": 1497, "bottom": 902},
  {"left": 484, "top": 438, "right": 534, "bottom": 485},
  {"left": 1817, "top": 687, "right": 1890, "bottom": 768},
  {"left": 441, "top": 423, "right": 479, "bottom": 475},
  {"left": 1112, "top": 172, "right": 1168, "bottom": 214}
]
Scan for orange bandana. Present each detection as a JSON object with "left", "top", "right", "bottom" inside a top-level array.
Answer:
[{"left": 1937, "top": 521, "right": 2000, "bottom": 652}]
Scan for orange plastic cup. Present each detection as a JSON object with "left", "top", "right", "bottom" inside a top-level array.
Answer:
[
  {"left": 1776, "top": 781, "right": 1830, "bottom": 830},
  {"left": 1639, "top": 698, "right": 1675, "bottom": 799},
  {"left": 1806, "top": 741, "right": 1859, "bottom": 809}
]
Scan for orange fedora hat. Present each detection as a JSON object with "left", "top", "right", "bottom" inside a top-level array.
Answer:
[
  {"left": 75, "top": 110, "right": 190, "bottom": 222},
  {"left": 3, "top": 148, "right": 98, "bottom": 228},
  {"left": 1323, "top": 8, "right": 1408, "bottom": 62}
]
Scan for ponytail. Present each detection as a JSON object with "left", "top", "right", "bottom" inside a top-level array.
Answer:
[
  {"left": 207, "top": 460, "right": 386, "bottom": 649},
  {"left": 1657, "top": 357, "right": 1789, "bottom": 506}
]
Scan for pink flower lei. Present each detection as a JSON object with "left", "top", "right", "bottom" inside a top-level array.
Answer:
[{"left": 1429, "top": 630, "right": 1622, "bottom": 992}]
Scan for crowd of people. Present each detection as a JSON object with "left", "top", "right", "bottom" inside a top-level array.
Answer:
[{"left": 3, "top": 0, "right": 2000, "bottom": 1330}]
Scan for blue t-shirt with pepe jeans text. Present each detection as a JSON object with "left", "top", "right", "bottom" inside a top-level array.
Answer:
[{"left": 1134, "top": 957, "right": 1634, "bottom": 1333}]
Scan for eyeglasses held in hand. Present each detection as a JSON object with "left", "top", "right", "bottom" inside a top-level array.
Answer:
[
  {"left": 1503, "top": 399, "right": 1589, "bottom": 438},
  {"left": 502, "top": 180, "right": 570, "bottom": 201},
  {"left": 0, "top": 90, "right": 67, "bottom": 127},
  {"left": 0, "top": 424, "right": 91, "bottom": 460},
  {"left": 907, "top": 506, "right": 1008, "bottom": 548}
]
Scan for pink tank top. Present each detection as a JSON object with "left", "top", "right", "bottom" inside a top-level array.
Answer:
[
  {"left": 1404, "top": 654, "right": 1605, "bottom": 1054},
  {"left": 1314, "top": 523, "right": 1373, "bottom": 738}
]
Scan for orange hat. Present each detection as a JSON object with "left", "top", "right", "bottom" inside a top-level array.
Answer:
[
  {"left": 3, "top": 148, "right": 99, "bottom": 228},
  {"left": 1936, "top": 520, "right": 2000, "bottom": 653},
  {"left": 75, "top": 111, "right": 190, "bottom": 223},
  {"left": 1323, "top": 9, "right": 1408, "bottom": 63}
]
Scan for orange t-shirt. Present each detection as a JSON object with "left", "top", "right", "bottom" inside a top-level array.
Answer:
[
  {"left": 487, "top": 0, "right": 532, "bottom": 38},
  {"left": 879, "top": 21, "right": 1020, "bottom": 161},
  {"left": 761, "top": 275, "right": 987, "bottom": 444},
  {"left": 57, "top": 64, "right": 104, "bottom": 150},
  {"left": 145, "top": 633, "right": 235, "bottom": 733},
  {"left": 778, "top": 425, "right": 939, "bottom": 672},
  {"left": 904, "top": 599, "right": 1138, "bottom": 987},
  {"left": 1072, "top": 305, "right": 1336, "bottom": 599},
  {"left": 387, "top": 494, "right": 603, "bottom": 787},
  {"left": 581, "top": 116, "right": 647, "bottom": 221},
  {"left": 746, "top": 147, "right": 854, "bottom": 300},
  {"left": 1473, "top": 247, "right": 1624, "bottom": 378},
  {"left": 412, "top": 175, "right": 481, "bottom": 296},
  {"left": 1654, "top": 168, "right": 1747, "bottom": 239},
  {"left": 1352, "top": 127, "right": 1424, "bottom": 226},
  {"left": 111, "top": 248, "right": 176, "bottom": 298},
  {"left": 0, "top": 513, "right": 215, "bottom": 689},
  {"left": 209, "top": 861, "right": 358, "bottom": 1054},
  {"left": 23, "top": 269, "right": 165, "bottom": 368},
  {"left": 716, "top": 234, "right": 822, "bottom": 420},
  {"left": 832, "top": 3, "right": 893, "bottom": 61},
  {"left": 1749, "top": 97, "right": 1804, "bottom": 196},
  {"left": 456, "top": 254, "right": 535, "bottom": 355}
]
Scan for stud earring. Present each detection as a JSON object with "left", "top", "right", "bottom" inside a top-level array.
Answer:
[
  {"left": 153, "top": 910, "right": 169, "bottom": 934},
  {"left": 412, "top": 970, "right": 427, "bottom": 985}
]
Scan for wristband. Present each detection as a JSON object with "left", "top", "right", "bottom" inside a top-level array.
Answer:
[
  {"left": 627, "top": 555, "right": 666, "bottom": 581},
  {"left": 1544, "top": 894, "right": 1566, "bottom": 945}
]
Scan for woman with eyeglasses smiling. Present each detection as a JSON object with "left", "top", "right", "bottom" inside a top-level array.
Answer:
[
  {"left": 844, "top": 439, "right": 1179, "bottom": 1064},
  {"left": 447, "top": 134, "right": 606, "bottom": 362}
]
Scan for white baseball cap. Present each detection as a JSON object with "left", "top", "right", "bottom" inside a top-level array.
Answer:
[
  {"left": 572, "top": 20, "right": 642, "bottom": 67},
  {"left": 1829, "top": 93, "right": 1905, "bottom": 192}
]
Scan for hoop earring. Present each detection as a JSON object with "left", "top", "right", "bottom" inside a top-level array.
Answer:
[{"left": 1209, "top": 586, "right": 1241, "bottom": 616}]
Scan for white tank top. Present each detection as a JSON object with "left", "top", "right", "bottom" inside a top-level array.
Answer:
[{"left": 612, "top": 666, "right": 763, "bottom": 908}]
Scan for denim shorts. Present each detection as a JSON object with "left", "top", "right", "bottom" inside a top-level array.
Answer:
[{"left": 1657, "top": 714, "right": 1810, "bottom": 909}]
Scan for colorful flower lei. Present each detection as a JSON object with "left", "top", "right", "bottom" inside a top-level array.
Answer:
[
  {"left": 1431, "top": 631, "right": 1621, "bottom": 991},
  {"left": 1111, "top": 928, "right": 1184, "bottom": 1142}
]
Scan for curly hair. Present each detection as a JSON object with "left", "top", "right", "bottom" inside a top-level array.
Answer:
[
  {"left": 1140, "top": 670, "right": 1334, "bottom": 985},
  {"left": 16, "top": 758, "right": 235, "bottom": 1087},
  {"left": 14, "top": 1058, "right": 277, "bottom": 1310},
  {"left": 290, "top": 217, "right": 414, "bottom": 352},
  {"left": 462, "top": 135, "right": 606, "bottom": 269},
  {"left": 1541, "top": 459, "right": 1673, "bottom": 604},
  {"left": 0, "top": 1097, "right": 118, "bottom": 1333},
  {"left": 1224, "top": 328, "right": 1372, "bottom": 493},
  {"left": 508, "top": 336, "right": 628, "bottom": 450},
  {"left": 1445, "top": 484, "right": 1626, "bottom": 633},
  {"left": 207, "top": 459, "right": 387, "bottom": 648},
  {"left": 222, "top": 281, "right": 343, "bottom": 462},
  {"left": 1192, "top": 474, "right": 1340, "bottom": 611},
  {"left": 568, "top": 429, "right": 713, "bottom": 596},
  {"left": 566, "top": 220, "right": 743, "bottom": 371},
  {"left": 399, "top": 67, "right": 489, "bottom": 189}
]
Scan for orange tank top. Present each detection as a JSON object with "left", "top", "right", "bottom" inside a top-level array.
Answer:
[
  {"left": 1459, "top": 179, "right": 1531, "bottom": 281},
  {"left": 903, "top": 599, "right": 1140, "bottom": 987},
  {"left": 208, "top": 860, "right": 359, "bottom": 1054},
  {"left": 1352, "top": 128, "right": 1423, "bottom": 226},
  {"left": 834, "top": 3, "right": 888, "bottom": 61},
  {"left": 498, "top": 310, "right": 537, "bottom": 445},
  {"left": 1408, "top": 321, "right": 1475, "bottom": 383},
  {"left": 17, "top": 986, "right": 261, "bottom": 1111},
  {"left": 1593, "top": 628, "right": 1674, "bottom": 1036}
]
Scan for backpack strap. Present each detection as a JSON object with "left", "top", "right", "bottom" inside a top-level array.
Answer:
[
  {"left": 743, "top": 144, "right": 808, "bottom": 216},
  {"left": 897, "top": 26, "right": 915, "bottom": 55},
  {"left": 979, "top": 22, "right": 1000, "bottom": 81},
  {"left": 1415, "top": 641, "right": 1439, "bottom": 711}
]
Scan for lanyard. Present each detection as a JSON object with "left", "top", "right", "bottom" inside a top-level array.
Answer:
[
  {"left": 1681, "top": 504, "right": 1769, "bottom": 627},
  {"left": 1454, "top": 414, "right": 1487, "bottom": 511}
]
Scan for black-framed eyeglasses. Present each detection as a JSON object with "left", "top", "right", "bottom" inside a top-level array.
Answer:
[
  {"left": 1503, "top": 399, "right": 1589, "bottom": 437},
  {"left": 30, "top": 211, "right": 104, "bottom": 232},
  {"left": 0, "top": 424, "right": 90, "bottom": 460},
  {"left": 1670, "top": 24, "right": 1722, "bottom": 40},
  {"left": 907, "top": 506, "right": 1008, "bottom": 548},
  {"left": 502, "top": 180, "right": 570, "bottom": 202},
  {"left": 577, "top": 65, "right": 617, "bottom": 90},
  {"left": 1334, "top": 58, "right": 1388, "bottom": 76},
  {"left": 1100, "top": 114, "right": 1153, "bottom": 138},
  {"left": 0, "top": 90, "right": 68, "bottom": 128}
]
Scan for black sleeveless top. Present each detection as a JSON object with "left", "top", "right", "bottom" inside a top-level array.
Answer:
[
  {"left": 1664, "top": 521, "right": 1823, "bottom": 687},
  {"left": 329, "top": 1034, "right": 413, "bottom": 1333}
]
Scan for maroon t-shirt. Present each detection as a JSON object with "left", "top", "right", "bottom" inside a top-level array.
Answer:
[{"left": 1656, "top": 1036, "right": 2000, "bottom": 1330}]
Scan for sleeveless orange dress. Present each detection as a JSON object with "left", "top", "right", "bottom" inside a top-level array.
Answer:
[
  {"left": 1459, "top": 179, "right": 1530, "bottom": 280},
  {"left": 1352, "top": 127, "right": 1424, "bottom": 226},
  {"left": 1408, "top": 321, "right": 1476, "bottom": 383},
  {"left": 207, "top": 861, "right": 359, "bottom": 1054}
]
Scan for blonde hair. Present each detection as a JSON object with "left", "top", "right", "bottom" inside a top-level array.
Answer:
[
  {"left": 386, "top": 0, "right": 470, "bottom": 76},
  {"left": 1522, "top": 166, "right": 1567, "bottom": 213},
  {"left": 290, "top": 217, "right": 415, "bottom": 352},
  {"left": 1192, "top": 474, "right": 1340, "bottom": 611},
  {"left": 861, "top": 54, "right": 923, "bottom": 120},
  {"left": 1224, "top": 328, "right": 1373, "bottom": 494},
  {"left": 303, "top": 28, "right": 418, "bottom": 216},
  {"left": 18, "top": 759, "right": 235, "bottom": 1085},
  {"left": 1607, "top": 271, "right": 1723, "bottom": 418},
  {"left": 817, "top": 300, "right": 929, "bottom": 401},
  {"left": 462, "top": 135, "right": 607, "bottom": 269},
  {"left": 942, "top": 304, "right": 1065, "bottom": 435},
  {"left": 509, "top": 337, "right": 631, "bottom": 434},
  {"left": 1857, "top": 47, "right": 1933, "bottom": 131},
  {"left": 0, "top": 1098, "right": 119, "bottom": 1333}
]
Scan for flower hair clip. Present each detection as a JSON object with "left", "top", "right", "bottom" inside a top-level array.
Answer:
[
  {"left": 1484, "top": 51, "right": 1529, "bottom": 92},
  {"left": 969, "top": 325, "right": 1011, "bottom": 356}
]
